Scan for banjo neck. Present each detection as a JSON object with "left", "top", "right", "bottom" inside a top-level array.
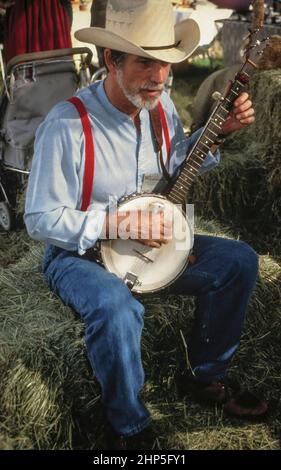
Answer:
[
  {"left": 166, "top": 62, "right": 254, "bottom": 205},
  {"left": 165, "top": 27, "right": 268, "bottom": 205}
]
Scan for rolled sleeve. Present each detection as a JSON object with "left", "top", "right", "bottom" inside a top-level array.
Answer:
[
  {"left": 25, "top": 105, "right": 107, "bottom": 252},
  {"left": 77, "top": 209, "right": 107, "bottom": 255}
]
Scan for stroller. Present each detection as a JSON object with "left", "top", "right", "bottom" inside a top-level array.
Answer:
[{"left": 0, "top": 46, "right": 93, "bottom": 230}]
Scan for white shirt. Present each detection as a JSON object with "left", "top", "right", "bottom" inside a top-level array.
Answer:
[{"left": 25, "top": 80, "right": 220, "bottom": 254}]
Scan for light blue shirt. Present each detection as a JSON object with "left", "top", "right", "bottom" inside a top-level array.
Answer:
[{"left": 25, "top": 80, "right": 220, "bottom": 254}]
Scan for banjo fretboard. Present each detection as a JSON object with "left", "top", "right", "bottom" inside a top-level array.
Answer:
[{"left": 165, "top": 27, "right": 268, "bottom": 205}]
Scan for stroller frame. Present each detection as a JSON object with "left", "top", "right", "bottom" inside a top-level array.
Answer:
[{"left": 0, "top": 46, "right": 93, "bottom": 230}]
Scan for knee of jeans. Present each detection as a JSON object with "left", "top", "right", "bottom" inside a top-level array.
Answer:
[
  {"left": 234, "top": 241, "right": 259, "bottom": 282},
  {"left": 98, "top": 277, "right": 145, "bottom": 327}
]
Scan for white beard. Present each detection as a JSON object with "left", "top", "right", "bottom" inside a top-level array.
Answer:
[{"left": 116, "top": 68, "right": 163, "bottom": 111}]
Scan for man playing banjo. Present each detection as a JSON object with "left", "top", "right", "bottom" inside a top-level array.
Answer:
[{"left": 25, "top": 0, "right": 267, "bottom": 449}]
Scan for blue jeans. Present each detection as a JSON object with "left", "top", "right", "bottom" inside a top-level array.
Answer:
[{"left": 43, "top": 235, "right": 258, "bottom": 436}]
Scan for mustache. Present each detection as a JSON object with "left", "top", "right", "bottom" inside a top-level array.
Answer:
[{"left": 140, "top": 83, "right": 164, "bottom": 91}]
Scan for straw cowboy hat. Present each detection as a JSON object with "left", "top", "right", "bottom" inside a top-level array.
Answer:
[{"left": 75, "top": 0, "right": 200, "bottom": 64}]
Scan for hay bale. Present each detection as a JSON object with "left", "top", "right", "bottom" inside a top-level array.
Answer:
[
  {"left": 189, "top": 69, "right": 281, "bottom": 252},
  {"left": 0, "top": 222, "right": 280, "bottom": 449},
  {"left": 0, "top": 243, "right": 102, "bottom": 449},
  {"left": 169, "top": 425, "right": 280, "bottom": 450},
  {"left": 0, "top": 432, "right": 19, "bottom": 450},
  {"left": 0, "top": 230, "right": 31, "bottom": 268},
  {"left": 190, "top": 36, "right": 281, "bottom": 131},
  {"left": 143, "top": 219, "right": 281, "bottom": 388},
  {"left": 142, "top": 219, "right": 281, "bottom": 449}
]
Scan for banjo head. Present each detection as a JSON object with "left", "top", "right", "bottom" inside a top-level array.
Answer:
[{"left": 100, "top": 194, "right": 193, "bottom": 294}]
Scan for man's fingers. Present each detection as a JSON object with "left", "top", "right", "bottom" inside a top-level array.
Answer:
[
  {"left": 234, "top": 100, "right": 253, "bottom": 112},
  {"left": 239, "top": 116, "right": 255, "bottom": 125},
  {"left": 233, "top": 92, "right": 250, "bottom": 107},
  {"left": 140, "top": 240, "right": 162, "bottom": 248},
  {"left": 221, "top": 91, "right": 255, "bottom": 134},
  {"left": 236, "top": 108, "right": 255, "bottom": 120}
]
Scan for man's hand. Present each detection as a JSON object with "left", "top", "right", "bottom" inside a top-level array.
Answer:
[
  {"left": 103, "top": 210, "right": 173, "bottom": 249},
  {"left": 221, "top": 92, "right": 255, "bottom": 135}
]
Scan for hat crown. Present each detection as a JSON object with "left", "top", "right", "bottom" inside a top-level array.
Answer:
[
  {"left": 106, "top": 0, "right": 175, "bottom": 47},
  {"left": 75, "top": 0, "right": 200, "bottom": 64}
]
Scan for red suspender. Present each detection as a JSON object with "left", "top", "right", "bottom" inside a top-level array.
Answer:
[
  {"left": 157, "top": 101, "right": 171, "bottom": 168},
  {"left": 67, "top": 97, "right": 95, "bottom": 212},
  {"left": 67, "top": 96, "right": 170, "bottom": 211}
]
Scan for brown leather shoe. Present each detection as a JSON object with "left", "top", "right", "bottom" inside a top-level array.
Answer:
[
  {"left": 224, "top": 390, "right": 268, "bottom": 418},
  {"left": 176, "top": 370, "right": 238, "bottom": 404},
  {"left": 188, "top": 380, "right": 231, "bottom": 404},
  {"left": 177, "top": 373, "right": 268, "bottom": 419}
]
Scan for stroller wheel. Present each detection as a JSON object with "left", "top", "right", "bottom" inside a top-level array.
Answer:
[{"left": 0, "top": 202, "right": 12, "bottom": 231}]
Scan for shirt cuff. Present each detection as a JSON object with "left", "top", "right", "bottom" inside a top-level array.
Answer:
[{"left": 78, "top": 209, "right": 107, "bottom": 256}]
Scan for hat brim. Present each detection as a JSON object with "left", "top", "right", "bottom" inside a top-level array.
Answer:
[{"left": 75, "top": 18, "right": 200, "bottom": 64}]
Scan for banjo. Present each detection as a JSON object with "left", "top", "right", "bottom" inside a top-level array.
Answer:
[{"left": 99, "top": 28, "right": 268, "bottom": 294}]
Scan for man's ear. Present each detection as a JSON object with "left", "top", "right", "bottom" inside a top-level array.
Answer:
[{"left": 103, "top": 49, "right": 116, "bottom": 74}]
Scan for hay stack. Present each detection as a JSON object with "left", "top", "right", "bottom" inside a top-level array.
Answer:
[
  {"left": 0, "top": 220, "right": 280, "bottom": 450},
  {"left": 0, "top": 242, "right": 101, "bottom": 449},
  {"left": 189, "top": 69, "right": 281, "bottom": 252},
  {"left": 0, "top": 230, "right": 31, "bottom": 268}
]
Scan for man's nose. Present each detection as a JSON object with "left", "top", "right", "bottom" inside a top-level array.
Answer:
[{"left": 150, "top": 63, "right": 169, "bottom": 84}]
